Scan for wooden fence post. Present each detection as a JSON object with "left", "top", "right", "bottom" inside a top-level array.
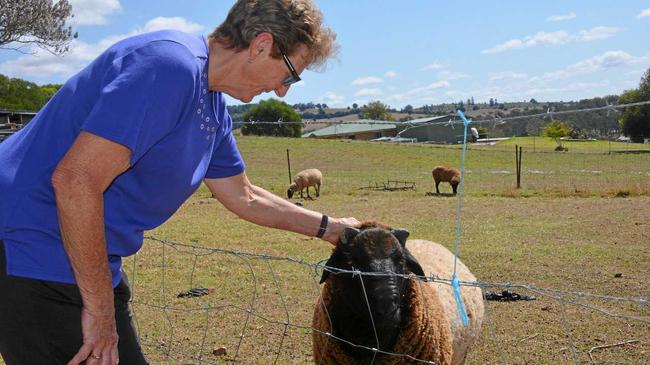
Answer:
[
  {"left": 286, "top": 149, "right": 292, "bottom": 183},
  {"left": 515, "top": 145, "right": 523, "bottom": 189}
]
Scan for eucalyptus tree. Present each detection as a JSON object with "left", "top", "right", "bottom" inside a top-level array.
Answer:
[{"left": 0, "top": 0, "right": 77, "bottom": 54}]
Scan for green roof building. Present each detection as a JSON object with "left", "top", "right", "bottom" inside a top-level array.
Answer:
[{"left": 302, "top": 119, "right": 396, "bottom": 140}]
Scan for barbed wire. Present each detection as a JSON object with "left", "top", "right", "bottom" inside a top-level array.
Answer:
[
  {"left": 129, "top": 235, "right": 649, "bottom": 364},
  {"left": 235, "top": 100, "right": 650, "bottom": 127},
  {"left": 136, "top": 99, "right": 650, "bottom": 364},
  {"left": 414, "top": 100, "right": 650, "bottom": 128},
  {"left": 144, "top": 235, "right": 649, "bottom": 309}
]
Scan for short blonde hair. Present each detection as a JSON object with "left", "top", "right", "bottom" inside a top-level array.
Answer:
[{"left": 209, "top": 0, "right": 338, "bottom": 70}]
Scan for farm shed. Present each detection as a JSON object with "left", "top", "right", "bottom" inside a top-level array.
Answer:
[
  {"left": 396, "top": 114, "right": 477, "bottom": 144},
  {"left": 0, "top": 109, "right": 36, "bottom": 126},
  {"left": 0, "top": 109, "right": 36, "bottom": 143},
  {"left": 302, "top": 119, "right": 397, "bottom": 140}
]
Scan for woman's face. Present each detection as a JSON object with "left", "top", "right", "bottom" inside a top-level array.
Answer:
[{"left": 236, "top": 43, "right": 309, "bottom": 103}]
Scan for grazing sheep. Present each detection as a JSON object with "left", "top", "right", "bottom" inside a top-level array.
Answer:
[
  {"left": 312, "top": 221, "right": 483, "bottom": 365},
  {"left": 432, "top": 166, "right": 462, "bottom": 195},
  {"left": 287, "top": 168, "right": 322, "bottom": 199}
]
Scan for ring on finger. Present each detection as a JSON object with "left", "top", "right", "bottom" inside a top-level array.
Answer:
[{"left": 91, "top": 353, "right": 102, "bottom": 360}]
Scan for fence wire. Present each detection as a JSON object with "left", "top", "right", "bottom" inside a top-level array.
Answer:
[
  {"left": 119, "top": 100, "right": 650, "bottom": 364},
  {"left": 236, "top": 100, "right": 650, "bottom": 127},
  {"left": 123, "top": 235, "right": 649, "bottom": 364}
]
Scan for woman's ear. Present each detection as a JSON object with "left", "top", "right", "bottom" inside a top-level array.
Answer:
[{"left": 248, "top": 32, "right": 274, "bottom": 61}]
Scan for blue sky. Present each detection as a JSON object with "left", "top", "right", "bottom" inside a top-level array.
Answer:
[{"left": 1, "top": 0, "right": 649, "bottom": 109}]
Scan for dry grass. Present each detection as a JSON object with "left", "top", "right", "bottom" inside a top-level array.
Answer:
[
  {"left": 130, "top": 192, "right": 649, "bottom": 364},
  {"left": 2, "top": 136, "right": 648, "bottom": 364}
]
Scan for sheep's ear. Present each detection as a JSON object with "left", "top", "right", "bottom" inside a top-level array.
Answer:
[
  {"left": 321, "top": 228, "right": 359, "bottom": 283},
  {"left": 340, "top": 227, "right": 360, "bottom": 246},
  {"left": 320, "top": 249, "right": 345, "bottom": 284},
  {"left": 404, "top": 249, "right": 427, "bottom": 281},
  {"left": 391, "top": 229, "right": 410, "bottom": 248}
]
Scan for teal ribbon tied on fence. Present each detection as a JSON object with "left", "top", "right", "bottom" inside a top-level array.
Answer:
[
  {"left": 451, "top": 109, "right": 472, "bottom": 326},
  {"left": 451, "top": 273, "right": 469, "bottom": 326}
]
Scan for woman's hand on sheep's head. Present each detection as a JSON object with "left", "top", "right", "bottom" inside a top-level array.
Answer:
[{"left": 323, "top": 217, "right": 361, "bottom": 246}]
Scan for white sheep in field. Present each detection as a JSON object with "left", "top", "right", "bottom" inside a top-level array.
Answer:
[
  {"left": 432, "top": 166, "right": 462, "bottom": 195},
  {"left": 312, "top": 221, "right": 483, "bottom": 365},
  {"left": 287, "top": 168, "right": 322, "bottom": 199}
]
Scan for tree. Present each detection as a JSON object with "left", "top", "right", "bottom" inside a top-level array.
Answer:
[
  {"left": 0, "top": 0, "right": 77, "bottom": 54},
  {"left": 352, "top": 103, "right": 358, "bottom": 109},
  {"left": 402, "top": 104, "right": 413, "bottom": 114},
  {"left": 618, "top": 68, "right": 650, "bottom": 142},
  {"left": 241, "top": 98, "right": 303, "bottom": 137},
  {"left": 361, "top": 100, "right": 393, "bottom": 121},
  {"left": 0, "top": 73, "right": 62, "bottom": 110},
  {"left": 543, "top": 120, "right": 572, "bottom": 150}
]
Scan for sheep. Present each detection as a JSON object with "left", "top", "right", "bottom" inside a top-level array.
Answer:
[
  {"left": 287, "top": 168, "right": 322, "bottom": 199},
  {"left": 432, "top": 166, "right": 462, "bottom": 195},
  {"left": 312, "top": 221, "right": 483, "bottom": 365}
]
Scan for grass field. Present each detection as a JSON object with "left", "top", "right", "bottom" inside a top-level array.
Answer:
[
  {"left": 128, "top": 136, "right": 648, "bottom": 364},
  {"left": 3, "top": 136, "right": 648, "bottom": 364},
  {"left": 487, "top": 136, "right": 650, "bottom": 154}
]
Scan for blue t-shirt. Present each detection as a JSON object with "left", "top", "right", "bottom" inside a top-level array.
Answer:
[{"left": 0, "top": 30, "right": 245, "bottom": 287}]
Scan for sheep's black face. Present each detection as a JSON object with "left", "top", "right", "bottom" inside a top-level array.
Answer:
[
  {"left": 321, "top": 226, "right": 425, "bottom": 359},
  {"left": 287, "top": 189, "right": 294, "bottom": 199}
]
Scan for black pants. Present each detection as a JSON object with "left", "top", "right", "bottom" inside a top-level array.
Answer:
[{"left": 0, "top": 240, "right": 149, "bottom": 365}]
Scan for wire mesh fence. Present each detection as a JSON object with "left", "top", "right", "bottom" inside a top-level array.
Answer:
[{"left": 125, "top": 235, "right": 649, "bottom": 364}]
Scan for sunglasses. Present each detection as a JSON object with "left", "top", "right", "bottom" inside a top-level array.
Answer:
[{"left": 280, "top": 50, "right": 301, "bottom": 86}]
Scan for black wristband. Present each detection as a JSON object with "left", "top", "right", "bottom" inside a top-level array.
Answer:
[{"left": 315, "top": 214, "right": 328, "bottom": 238}]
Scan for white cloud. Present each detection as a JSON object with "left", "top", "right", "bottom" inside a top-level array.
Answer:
[
  {"left": 445, "top": 77, "right": 636, "bottom": 105},
  {"left": 482, "top": 31, "right": 570, "bottom": 54},
  {"left": 546, "top": 12, "right": 576, "bottom": 22},
  {"left": 571, "top": 51, "right": 638, "bottom": 70},
  {"left": 525, "top": 81, "right": 610, "bottom": 96},
  {"left": 384, "top": 71, "right": 398, "bottom": 78},
  {"left": 0, "top": 40, "right": 107, "bottom": 80},
  {"left": 441, "top": 52, "right": 650, "bottom": 104},
  {"left": 444, "top": 90, "right": 462, "bottom": 98},
  {"left": 489, "top": 71, "right": 528, "bottom": 81},
  {"left": 142, "top": 17, "right": 205, "bottom": 34},
  {"left": 637, "top": 9, "right": 650, "bottom": 19},
  {"left": 319, "top": 91, "right": 345, "bottom": 106},
  {"left": 482, "top": 26, "right": 621, "bottom": 54},
  {"left": 387, "top": 81, "right": 450, "bottom": 104},
  {"left": 69, "top": 0, "right": 122, "bottom": 26},
  {"left": 354, "top": 88, "right": 383, "bottom": 97},
  {"left": 576, "top": 26, "right": 623, "bottom": 42},
  {"left": 0, "top": 17, "right": 206, "bottom": 81},
  {"left": 530, "top": 51, "right": 650, "bottom": 82},
  {"left": 437, "top": 70, "right": 468, "bottom": 80},
  {"left": 423, "top": 63, "right": 445, "bottom": 70},
  {"left": 625, "top": 69, "right": 646, "bottom": 77},
  {"left": 418, "top": 81, "right": 450, "bottom": 91},
  {"left": 352, "top": 76, "right": 383, "bottom": 85}
]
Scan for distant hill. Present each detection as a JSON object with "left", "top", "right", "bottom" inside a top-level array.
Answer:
[
  {"left": 0, "top": 73, "right": 623, "bottom": 138},
  {"left": 294, "top": 97, "right": 622, "bottom": 138}
]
